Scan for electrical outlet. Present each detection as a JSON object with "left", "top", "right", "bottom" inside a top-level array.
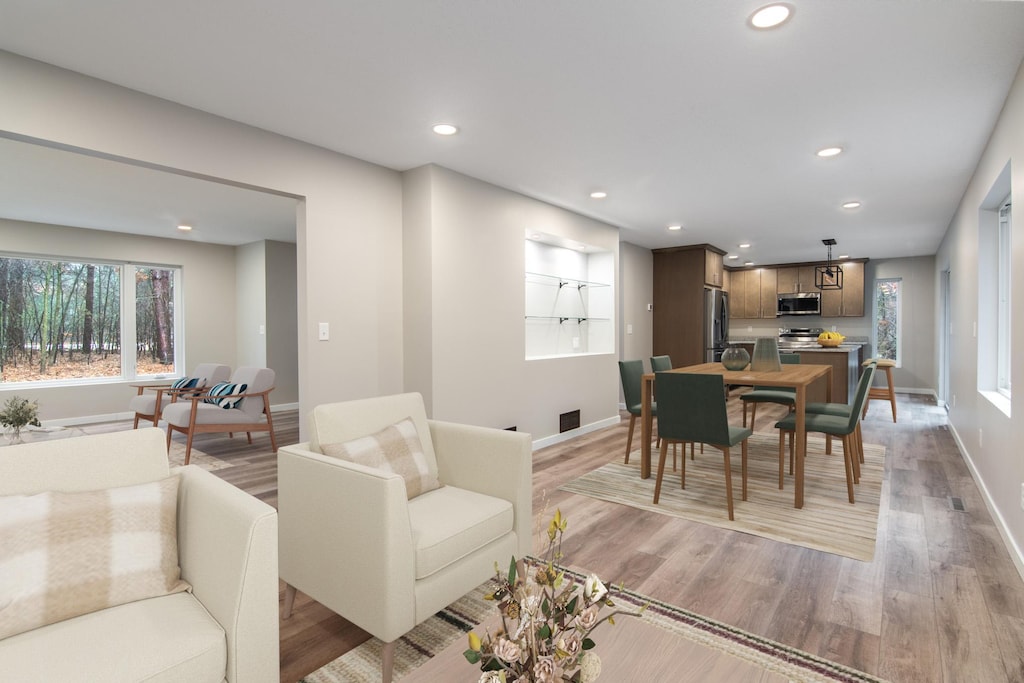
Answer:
[{"left": 572, "top": 336, "right": 580, "bottom": 349}]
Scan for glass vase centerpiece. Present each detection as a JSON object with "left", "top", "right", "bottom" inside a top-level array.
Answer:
[
  {"left": 721, "top": 345, "right": 750, "bottom": 371},
  {"left": 750, "top": 337, "right": 782, "bottom": 372}
]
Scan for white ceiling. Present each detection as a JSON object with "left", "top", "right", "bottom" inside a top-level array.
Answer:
[{"left": 1, "top": 1, "right": 1023, "bottom": 263}]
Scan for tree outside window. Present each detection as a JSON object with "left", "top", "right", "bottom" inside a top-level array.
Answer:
[
  {"left": 874, "top": 278, "right": 900, "bottom": 365},
  {"left": 0, "top": 255, "right": 178, "bottom": 383}
]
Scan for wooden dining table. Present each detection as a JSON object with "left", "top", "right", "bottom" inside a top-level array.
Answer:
[{"left": 640, "top": 362, "right": 833, "bottom": 509}]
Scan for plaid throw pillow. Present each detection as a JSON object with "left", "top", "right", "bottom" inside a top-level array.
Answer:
[
  {"left": 320, "top": 417, "right": 441, "bottom": 499},
  {"left": 0, "top": 476, "right": 190, "bottom": 640},
  {"left": 203, "top": 381, "right": 247, "bottom": 409}
]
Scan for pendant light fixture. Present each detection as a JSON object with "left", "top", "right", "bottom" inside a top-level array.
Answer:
[{"left": 815, "top": 238, "right": 843, "bottom": 290}]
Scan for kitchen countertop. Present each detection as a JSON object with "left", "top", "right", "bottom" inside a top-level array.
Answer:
[{"left": 727, "top": 340, "right": 864, "bottom": 353}]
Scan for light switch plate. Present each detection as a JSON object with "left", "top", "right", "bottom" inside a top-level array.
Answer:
[{"left": 318, "top": 322, "right": 329, "bottom": 341}]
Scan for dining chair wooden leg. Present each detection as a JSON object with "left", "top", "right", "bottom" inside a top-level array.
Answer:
[
  {"left": 777, "top": 431, "right": 785, "bottom": 489},
  {"left": 624, "top": 414, "right": 636, "bottom": 464},
  {"left": 749, "top": 403, "right": 758, "bottom": 432},
  {"left": 722, "top": 446, "right": 735, "bottom": 521},
  {"left": 742, "top": 401, "right": 749, "bottom": 428},
  {"left": 740, "top": 439, "right": 749, "bottom": 502},
  {"left": 672, "top": 442, "right": 677, "bottom": 472},
  {"left": 653, "top": 439, "right": 670, "bottom": 504},
  {"left": 841, "top": 434, "right": 856, "bottom": 503}
]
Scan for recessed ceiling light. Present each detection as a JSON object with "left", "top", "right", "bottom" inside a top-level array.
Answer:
[
  {"left": 838, "top": 254, "right": 849, "bottom": 259},
  {"left": 749, "top": 4, "right": 793, "bottom": 29},
  {"left": 432, "top": 123, "right": 458, "bottom": 136},
  {"left": 590, "top": 191, "right": 607, "bottom": 199},
  {"left": 842, "top": 201, "right": 862, "bottom": 209},
  {"left": 817, "top": 146, "right": 843, "bottom": 158},
  {"left": 668, "top": 224, "right": 682, "bottom": 231},
  {"left": 727, "top": 254, "right": 739, "bottom": 260},
  {"left": 738, "top": 243, "right": 751, "bottom": 249},
  {"left": 177, "top": 224, "right": 192, "bottom": 232},
  {"left": 745, "top": 261, "right": 755, "bottom": 266}
]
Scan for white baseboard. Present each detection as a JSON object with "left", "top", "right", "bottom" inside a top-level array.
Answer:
[
  {"left": 948, "top": 422, "right": 1024, "bottom": 584},
  {"left": 532, "top": 415, "right": 621, "bottom": 451},
  {"left": 42, "top": 402, "right": 300, "bottom": 428}
]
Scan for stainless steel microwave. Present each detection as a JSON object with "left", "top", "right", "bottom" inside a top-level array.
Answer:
[{"left": 777, "top": 292, "right": 821, "bottom": 316}]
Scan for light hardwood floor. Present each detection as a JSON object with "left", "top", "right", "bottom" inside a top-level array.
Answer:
[{"left": 86, "top": 392, "right": 1024, "bottom": 682}]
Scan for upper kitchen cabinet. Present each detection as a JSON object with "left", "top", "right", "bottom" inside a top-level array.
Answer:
[
  {"left": 731, "top": 268, "right": 777, "bottom": 318},
  {"left": 704, "top": 248, "right": 725, "bottom": 288},
  {"left": 819, "top": 261, "right": 865, "bottom": 317},
  {"left": 776, "top": 265, "right": 818, "bottom": 293}
]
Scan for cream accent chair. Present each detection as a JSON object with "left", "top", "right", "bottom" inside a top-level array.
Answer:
[
  {"left": 278, "top": 392, "right": 532, "bottom": 683},
  {"left": 0, "top": 428, "right": 279, "bottom": 682},
  {"left": 129, "top": 363, "right": 231, "bottom": 428},
  {"left": 162, "top": 366, "right": 277, "bottom": 465}
]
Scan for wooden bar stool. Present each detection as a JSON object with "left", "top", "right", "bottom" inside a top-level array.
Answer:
[{"left": 862, "top": 358, "right": 897, "bottom": 422}]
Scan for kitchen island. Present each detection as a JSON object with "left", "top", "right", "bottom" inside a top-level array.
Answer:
[{"left": 729, "top": 342, "right": 864, "bottom": 404}]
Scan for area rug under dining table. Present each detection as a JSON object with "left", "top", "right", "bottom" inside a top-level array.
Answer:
[
  {"left": 301, "top": 566, "right": 890, "bottom": 683},
  {"left": 558, "top": 432, "right": 885, "bottom": 562}
]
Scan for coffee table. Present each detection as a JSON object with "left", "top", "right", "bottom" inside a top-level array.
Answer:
[{"left": 402, "top": 613, "right": 788, "bottom": 682}]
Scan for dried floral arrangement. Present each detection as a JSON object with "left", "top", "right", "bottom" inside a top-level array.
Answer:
[{"left": 463, "top": 509, "right": 645, "bottom": 682}]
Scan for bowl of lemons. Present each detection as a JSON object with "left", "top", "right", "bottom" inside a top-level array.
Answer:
[{"left": 817, "top": 331, "right": 845, "bottom": 347}]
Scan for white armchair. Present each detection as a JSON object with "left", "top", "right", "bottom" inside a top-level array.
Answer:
[
  {"left": 278, "top": 392, "right": 532, "bottom": 683},
  {"left": 129, "top": 362, "right": 231, "bottom": 428}
]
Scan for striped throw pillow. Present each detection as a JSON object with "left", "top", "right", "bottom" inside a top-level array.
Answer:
[
  {"left": 203, "top": 381, "right": 248, "bottom": 409},
  {"left": 0, "top": 476, "right": 190, "bottom": 640},
  {"left": 320, "top": 417, "right": 441, "bottom": 499},
  {"left": 170, "top": 376, "right": 201, "bottom": 390}
]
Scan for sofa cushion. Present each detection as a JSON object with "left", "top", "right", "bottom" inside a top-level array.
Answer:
[
  {"left": 321, "top": 417, "right": 441, "bottom": 499},
  {"left": 0, "top": 591, "right": 226, "bottom": 682},
  {"left": 203, "top": 381, "right": 248, "bottom": 409},
  {"left": 0, "top": 475, "right": 190, "bottom": 640},
  {"left": 406, "top": 485, "right": 514, "bottom": 579}
]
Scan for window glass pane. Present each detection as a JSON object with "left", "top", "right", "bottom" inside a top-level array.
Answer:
[
  {"left": 0, "top": 257, "right": 121, "bottom": 381},
  {"left": 135, "top": 267, "right": 176, "bottom": 376},
  {"left": 874, "top": 279, "right": 900, "bottom": 364},
  {"left": 997, "top": 198, "right": 1012, "bottom": 396}
]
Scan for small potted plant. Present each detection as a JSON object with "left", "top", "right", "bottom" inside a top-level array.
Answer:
[{"left": 0, "top": 395, "right": 42, "bottom": 444}]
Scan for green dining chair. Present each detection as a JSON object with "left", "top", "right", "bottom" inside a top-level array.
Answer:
[
  {"left": 619, "top": 360, "right": 653, "bottom": 465},
  {"left": 650, "top": 355, "right": 673, "bottom": 372},
  {"left": 799, "top": 361, "right": 879, "bottom": 479},
  {"left": 653, "top": 372, "right": 753, "bottom": 520},
  {"left": 740, "top": 353, "right": 801, "bottom": 431},
  {"left": 775, "top": 364, "right": 876, "bottom": 504}
]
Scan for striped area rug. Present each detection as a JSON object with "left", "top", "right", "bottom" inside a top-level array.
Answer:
[
  {"left": 560, "top": 432, "right": 884, "bottom": 561},
  {"left": 302, "top": 566, "right": 889, "bottom": 683}
]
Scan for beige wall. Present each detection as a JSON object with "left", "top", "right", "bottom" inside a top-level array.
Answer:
[
  {"left": 236, "top": 241, "right": 268, "bottom": 368},
  {"left": 936, "top": 58, "right": 1024, "bottom": 572},
  {"left": 0, "top": 217, "right": 237, "bottom": 421},
  {"left": 1, "top": 51, "right": 404, "bottom": 435},
  {"left": 403, "top": 165, "right": 621, "bottom": 444},
  {"left": 266, "top": 240, "right": 299, "bottom": 405},
  {"left": 619, "top": 242, "right": 654, "bottom": 403}
]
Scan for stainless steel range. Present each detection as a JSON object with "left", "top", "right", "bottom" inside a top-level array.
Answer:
[{"left": 777, "top": 327, "right": 823, "bottom": 349}]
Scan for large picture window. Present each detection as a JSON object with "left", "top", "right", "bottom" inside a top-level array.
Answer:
[{"left": 0, "top": 255, "right": 179, "bottom": 383}]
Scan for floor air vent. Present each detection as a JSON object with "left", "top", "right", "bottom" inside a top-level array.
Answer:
[
  {"left": 949, "top": 497, "right": 965, "bottom": 512},
  {"left": 559, "top": 410, "right": 581, "bottom": 433}
]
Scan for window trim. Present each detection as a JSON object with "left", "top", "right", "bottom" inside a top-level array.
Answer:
[{"left": 996, "top": 196, "right": 1011, "bottom": 399}]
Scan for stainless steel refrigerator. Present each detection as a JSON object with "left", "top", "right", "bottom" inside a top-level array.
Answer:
[{"left": 704, "top": 288, "right": 729, "bottom": 362}]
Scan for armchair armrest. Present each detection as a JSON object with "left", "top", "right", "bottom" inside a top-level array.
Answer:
[
  {"left": 277, "top": 443, "right": 417, "bottom": 642},
  {"left": 174, "top": 465, "right": 279, "bottom": 683},
  {"left": 429, "top": 421, "right": 533, "bottom": 558}
]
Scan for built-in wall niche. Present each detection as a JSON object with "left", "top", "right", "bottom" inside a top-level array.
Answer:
[{"left": 525, "top": 238, "right": 614, "bottom": 359}]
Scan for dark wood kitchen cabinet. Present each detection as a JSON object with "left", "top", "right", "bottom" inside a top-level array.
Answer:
[
  {"left": 819, "top": 261, "right": 865, "bottom": 317},
  {"left": 653, "top": 245, "right": 725, "bottom": 367}
]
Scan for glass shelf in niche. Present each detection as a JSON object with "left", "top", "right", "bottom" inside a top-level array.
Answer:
[
  {"left": 525, "top": 316, "right": 611, "bottom": 323},
  {"left": 524, "top": 272, "right": 611, "bottom": 289}
]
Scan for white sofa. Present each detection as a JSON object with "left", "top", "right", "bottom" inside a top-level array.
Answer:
[
  {"left": 278, "top": 392, "right": 532, "bottom": 683},
  {"left": 0, "top": 428, "right": 279, "bottom": 682}
]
